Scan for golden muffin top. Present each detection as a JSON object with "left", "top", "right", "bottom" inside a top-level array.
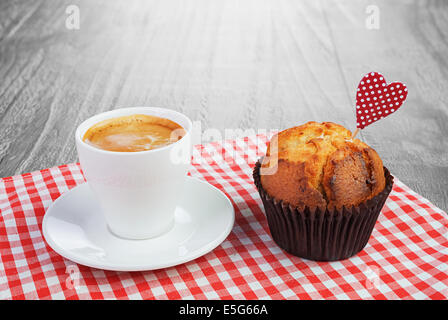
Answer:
[{"left": 261, "top": 121, "right": 386, "bottom": 209}]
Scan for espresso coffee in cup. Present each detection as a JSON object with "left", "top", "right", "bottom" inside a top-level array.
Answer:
[
  {"left": 76, "top": 107, "right": 192, "bottom": 239},
  {"left": 82, "top": 114, "right": 185, "bottom": 152}
]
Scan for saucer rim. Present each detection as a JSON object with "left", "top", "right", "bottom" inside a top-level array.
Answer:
[{"left": 42, "top": 176, "right": 235, "bottom": 272}]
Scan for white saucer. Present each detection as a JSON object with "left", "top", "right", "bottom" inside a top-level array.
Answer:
[{"left": 42, "top": 177, "right": 235, "bottom": 271}]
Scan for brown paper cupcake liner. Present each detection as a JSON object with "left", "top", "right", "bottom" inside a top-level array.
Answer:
[{"left": 253, "top": 159, "right": 394, "bottom": 261}]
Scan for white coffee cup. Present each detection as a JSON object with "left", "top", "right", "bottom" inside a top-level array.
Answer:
[{"left": 75, "top": 107, "right": 192, "bottom": 239}]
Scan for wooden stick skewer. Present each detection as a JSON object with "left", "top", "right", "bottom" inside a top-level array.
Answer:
[{"left": 352, "top": 128, "right": 360, "bottom": 139}]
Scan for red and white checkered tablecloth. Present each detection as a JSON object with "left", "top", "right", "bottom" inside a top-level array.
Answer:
[{"left": 0, "top": 134, "right": 447, "bottom": 300}]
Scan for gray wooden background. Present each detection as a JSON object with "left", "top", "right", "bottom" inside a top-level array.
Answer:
[{"left": 0, "top": 0, "right": 447, "bottom": 210}]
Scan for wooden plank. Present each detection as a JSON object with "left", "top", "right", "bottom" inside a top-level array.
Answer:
[{"left": 323, "top": 0, "right": 448, "bottom": 210}]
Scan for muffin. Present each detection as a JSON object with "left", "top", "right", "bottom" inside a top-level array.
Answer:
[{"left": 253, "top": 121, "right": 393, "bottom": 261}]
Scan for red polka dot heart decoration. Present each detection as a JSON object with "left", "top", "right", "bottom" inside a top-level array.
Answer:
[{"left": 356, "top": 72, "right": 408, "bottom": 129}]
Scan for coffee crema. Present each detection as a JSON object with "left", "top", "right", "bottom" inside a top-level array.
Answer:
[{"left": 82, "top": 114, "right": 185, "bottom": 152}]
